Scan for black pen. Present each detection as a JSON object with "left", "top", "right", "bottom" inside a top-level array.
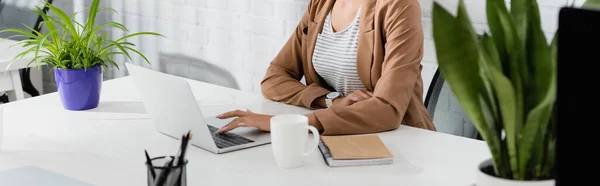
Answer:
[
  {"left": 153, "top": 156, "right": 173, "bottom": 186},
  {"left": 178, "top": 131, "right": 192, "bottom": 166},
  {"left": 145, "top": 150, "right": 156, "bottom": 179},
  {"left": 173, "top": 134, "right": 186, "bottom": 167},
  {"left": 163, "top": 165, "right": 182, "bottom": 186}
]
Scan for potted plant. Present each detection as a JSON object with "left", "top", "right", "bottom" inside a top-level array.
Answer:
[
  {"left": 1, "top": 0, "right": 162, "bottom": 110},
  {"left": 431, "top": 0, "right": 557, "bottom": 185}
]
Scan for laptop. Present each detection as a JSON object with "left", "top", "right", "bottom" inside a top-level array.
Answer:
[{"left": 125, "top": 63, "right": 271, "bottom": 154}]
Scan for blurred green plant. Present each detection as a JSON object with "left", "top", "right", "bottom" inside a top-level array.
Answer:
[
  {"left": 585, "top": 0, "right": 600, "bottom": 8},
  {"left": 432, "top": 0, "right": 556, "bottom": 180},
  {"left": 1, "top": 0, "right": 163, "bottom": 71}
]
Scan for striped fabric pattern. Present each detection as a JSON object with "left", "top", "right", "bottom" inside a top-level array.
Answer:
[{"left": 312, "top": 8, "right": 365, "bottom": 96}]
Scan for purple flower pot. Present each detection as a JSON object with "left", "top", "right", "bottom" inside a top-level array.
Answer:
[{"left": 54, "top": 65, "right": 102, "bottom": 111}]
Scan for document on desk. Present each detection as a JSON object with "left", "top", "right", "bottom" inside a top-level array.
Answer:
[{"left": 0, "top": 166, "right": 92, "bottom": 186}]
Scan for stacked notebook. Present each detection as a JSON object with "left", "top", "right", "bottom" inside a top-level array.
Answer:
[{"left": 318, "top": 135, "right": 394, "bottom": 167}]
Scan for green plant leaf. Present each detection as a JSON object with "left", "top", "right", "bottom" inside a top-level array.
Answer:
[
  {"left": 85, "top": 0, "right": 101, "bottom": 33},
  {"left": 116, "top": 32, "right": 165, "bottom": 43},
  {"left": 486, "top": 0, "right": 508, "bottom": 71},
  {"left": 487, "top": 2, "right": 529, "bottom": 179},
  {"left": 524, "top": 0, "right": 549, "bottom": 110},
  {"left": 8, "top": 39, "right": 36, "bottom": 49},
  {"left": 21, "top": 23, "right": 42, "bottom": 37},
  {"left": 480, "top": 34, "right": 502, "bottom": 71},
  {"left": 551, "top": 33, "right": 558, "bottom": 72},
  {"left": 4, "top": 46, "right": 35, "bottom": 71},
  {"left": 46, "top": 1, "right": 79, "bottom": 40},
  {"left": 26, "top": 55, "right": 49, "bottom": 68},
  {"left": 511, "top": 0, "right": 527, "bottom": 49},
  {"left": 33, "top": 31, "right": 55, "bottom": 65},
  {"left": 519, "top": 74, "right": 555, "bottom": 179},
  {"left": 584, "top": 0, "right": 600, "bottom": 9},
  {"left": 101, "top": 51, "right": 124, "bottom": 59},
  {"left": 513, "top": 0, "right": 553, "bottom": 180},
  {"left": 0, "top": 28, "right": 38, "bottom": 38},
  {"left": 0, "top": 35, "right": 30, "bottom": 42},
  {"left": 124, "top": 46, "right": 150, "bottom": 64},
  {"left": 36, "top": 6, "right": 61, "bottom": 46},
  {"left": 433, "top": 0, "right": 505, "bottom": 177},
  {"left": 107, "top": 58, "right": 119, "bottom": 70},
  {"left": 478, "top": 36, "right": 501, "bottom": 137},
  {"left": 484, "top": 57, "right": 520, "bottom": 178},
  {"left": 108, "top": 40, "right": 133, "bottom": 61},
  {"left": 93, "top": 21, "right": 129, "bottom": 33},
  {"left": 98, "top": 7, "right": 119, "bottom": 15},
  {"left": 542, "top": 112, "right": 556, "bottom": 177},
  {"left": 88, "top": 22, "right": 129, "bottom": 47}
]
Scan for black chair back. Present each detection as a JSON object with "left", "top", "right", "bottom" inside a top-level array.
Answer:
[{"left": 424, "top": 68, "right": 482, "bottom": 140}]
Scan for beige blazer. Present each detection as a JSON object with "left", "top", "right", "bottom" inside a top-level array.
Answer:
[{"left": 260, "top": 0, "right": 436, "bottom": 135}]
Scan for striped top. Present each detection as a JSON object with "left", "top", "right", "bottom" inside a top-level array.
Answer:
[{"left": 312, "top": 8, "right": 365, "bottom": 96}]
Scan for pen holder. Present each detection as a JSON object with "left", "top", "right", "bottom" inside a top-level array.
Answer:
[{"left": 146, "top": 156, "right": 188, "bottom": 186}]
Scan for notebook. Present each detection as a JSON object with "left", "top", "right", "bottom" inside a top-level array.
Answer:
[{"left": 318, "top": 135, "right": 394, "bottom": 167}]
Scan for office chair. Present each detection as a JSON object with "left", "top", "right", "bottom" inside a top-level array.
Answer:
[
  {"left": 424, "top": 69, "right": 482, "bottom": 140},
  {"left": 0, "top": 0, "right": 53, "bottom": 102}
]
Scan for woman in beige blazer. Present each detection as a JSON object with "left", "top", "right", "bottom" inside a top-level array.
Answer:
[{"left": 216, "top": 0, "right": 436, "bottom": 135}]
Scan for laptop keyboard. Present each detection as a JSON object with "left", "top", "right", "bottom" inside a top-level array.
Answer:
[{"left": 207, "top": 125, "right": 255, "bottom": 149}]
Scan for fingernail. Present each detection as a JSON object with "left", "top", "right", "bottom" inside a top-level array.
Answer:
[
  {"left": 216, "top": 114, "right": 223, "bottom": 118},
  {"left": 352, "top": 97, "right": 358, "bottom": 101},
  {"left": 217, "top": 126, "right": 228, "bottom": 133},
  {"left": 238, "top": 122, "right": 245, "bottom": 126}
]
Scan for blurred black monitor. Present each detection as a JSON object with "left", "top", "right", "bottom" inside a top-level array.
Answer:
[{"left": 557, "top": 6, "right": 600, "bottom": 186}]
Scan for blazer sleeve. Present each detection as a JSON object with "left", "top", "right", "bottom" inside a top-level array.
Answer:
[
  {"left": 313, "top": 1, "right": 425, "bottom": 135},
  {"left": 260, "top": 1, "right": 330, "bottom": 109}
]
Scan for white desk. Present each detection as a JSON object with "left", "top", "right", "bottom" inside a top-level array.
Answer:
[
  {"left": 0, "top": 38, "right": 36, "bottom": 100},
  {"left": 0, "top": 76, "right": 491, "bottom": 186}
]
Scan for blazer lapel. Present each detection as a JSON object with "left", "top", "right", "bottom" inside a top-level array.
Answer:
[
  {"left": 306, "top": 0, "right": 335, "bottom": 86},
  {"left": 357, "top": 0, "right": 376, "bottom": 90}
]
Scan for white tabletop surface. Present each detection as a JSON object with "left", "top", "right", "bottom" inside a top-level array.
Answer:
[
  {"left": 0, "top": 38, "right": 36, "bottom": 71},
  {"left": 0, "top": 76, "right": 491, "bottom": 186}
]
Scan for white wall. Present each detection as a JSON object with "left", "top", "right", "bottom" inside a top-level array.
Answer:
[
  {"left": 99, "top": 0, "right": 309, "bottom": 92},
  {"left": 40, "top": 0, "right": 574, "bottom": 95}
]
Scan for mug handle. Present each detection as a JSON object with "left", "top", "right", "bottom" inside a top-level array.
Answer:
[{"left": 302, "top": 125, "right": 320, "bottom": 156}]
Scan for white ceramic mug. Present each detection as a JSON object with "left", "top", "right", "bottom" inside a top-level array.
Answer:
[{"left": 270, "top": 114, "right": 320, "bottom": 168}]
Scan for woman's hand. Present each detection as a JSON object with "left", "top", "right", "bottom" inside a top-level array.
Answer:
[
  {"left": 334, "top": 90, "right": 373, "bottom": 107},
  {"left": 215, "top": 109, "right": 273, "bottom": 134}
]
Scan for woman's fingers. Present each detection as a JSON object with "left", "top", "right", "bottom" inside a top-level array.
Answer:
[
  {"left": 360, "top": 90, "right": 374, "bottom": 97},
  {"left": 331, "top": 90, "right": 374, "bottom": 107},
  {"left": 217, "top": 109, "right": 250, "bottom": 119},
  {"left": 351, "top": 90, "right": 371, "bottom": 100},
  {"left": 216, "top": 118, "right": 246, "bottom": 134}
]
